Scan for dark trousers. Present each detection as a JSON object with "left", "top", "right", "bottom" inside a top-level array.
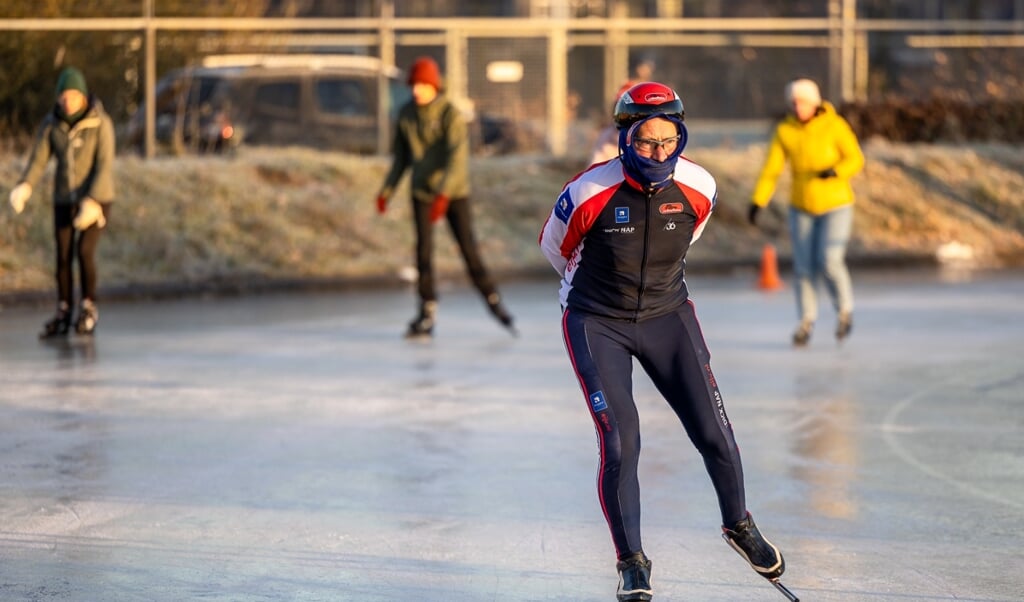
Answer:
[
  {"left": 53, "top": 202, "right": 109, "bottom": 307},
  {"left": 411, "top": 196, "right": 496, "bottom": 303},
  {"left": 561, "top": 301, "right": 747, "bottom": 560}
]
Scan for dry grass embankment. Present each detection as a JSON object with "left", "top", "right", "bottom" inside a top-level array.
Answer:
[{"left": 2, "top": 141, "right": 1023, "bottom": 302}]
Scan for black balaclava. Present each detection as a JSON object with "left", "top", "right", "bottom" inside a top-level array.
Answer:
[{"left": 618, "top": 115, "right": 688, "bottom": 190}]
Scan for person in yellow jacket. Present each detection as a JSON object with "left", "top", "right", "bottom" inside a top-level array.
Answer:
[{"left": 749, "top": 78, "right": 864, "bottom": 346}]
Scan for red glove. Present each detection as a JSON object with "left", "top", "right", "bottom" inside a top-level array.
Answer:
[
  {"left": 429, "top": 194, "right": 449, "bottom": 223},
  {"left": 376, "top": 195, "right": 388, "bottom": 215}
]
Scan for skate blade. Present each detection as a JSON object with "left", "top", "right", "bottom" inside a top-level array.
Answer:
[
  {"left": 771, "top": 579, "right": 799, "bottom": 601},
  {"left": 722, "top": 533, "right": 793, "bottom": 599}
]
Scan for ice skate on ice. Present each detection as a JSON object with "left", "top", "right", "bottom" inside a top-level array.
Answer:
[
  {"left": 485, "top": 293, "right": 517, "bottom": 336},
  {"left": 836, "top": 311, "right": 853, "bottom": 342},
  {"left": 792, "top": 321, "right": 813, "bottom": 347},
  {"left": 75, "top": 299, "right": 99, "bottom": 335},
  {"left": 405, "top": 301, "right": 437, "bottom": 339},
  {"left": 723, "top": 513, "right": 799, "bottom": 600},
  {"left": 39, "top": 302, "right": 71, "bottom": 339},
  {"left": 615, "top": 552, "right": 653, "bottom": 601}
]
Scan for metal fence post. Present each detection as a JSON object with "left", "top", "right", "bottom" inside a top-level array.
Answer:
[
  {"left": 827, "top": 0, "right": 842, "bottom": 101},
  {"left": 840, "top": 0, "right": 856, "bottom": 102},
  {"left": 377, "top": 0, "right": 395, "bottom": 156},
  {"left": 144, "top": 0, "right": 156, "bottom": 159},
  {"left": 445, "top": 28, "right": 468, "bottom": 110},
  {"left": 604, "top": 2, "right": 630, "bottom": 105},
  {"left": 548, "top": 22, "right": 568, "bottom": 157}
]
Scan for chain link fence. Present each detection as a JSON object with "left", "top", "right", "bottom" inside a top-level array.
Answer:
[{"left": 2, "top": 3, "right": 1022, "bottom": 156}]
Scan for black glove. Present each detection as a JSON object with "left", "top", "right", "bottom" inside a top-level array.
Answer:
[
  {"left": 817, "top": 167, "right": 837, "bottom": 179},
  {"left": 747, "top": 203, "right": 761, "bottom": 226}
]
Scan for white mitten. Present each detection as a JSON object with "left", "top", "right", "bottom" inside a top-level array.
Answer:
[
  {"left": 9, "top": 182, "right": 31, "bottom": 214},
  {"left": 73, "top": 198, "right": 107, "bottom": 230}
]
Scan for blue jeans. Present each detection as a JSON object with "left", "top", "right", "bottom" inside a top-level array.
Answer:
[{"left": 788, "top": 205, "right": 854, "bottom": 324}]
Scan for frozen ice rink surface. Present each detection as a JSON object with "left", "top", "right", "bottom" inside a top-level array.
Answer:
[{"left": 1, "top": 269, "right": 1022, "bottom": 601}]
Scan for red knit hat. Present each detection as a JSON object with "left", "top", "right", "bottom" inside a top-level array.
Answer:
[{"left": 407, "top": 57, "right": 442, "bottom": 89}]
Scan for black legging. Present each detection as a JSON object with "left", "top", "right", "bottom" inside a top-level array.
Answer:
[
  {"left": 53, "top": 202, "right": 109, "bottom": 307},
  {"left": 411, "top": 196, "right": 497, "bottom": 303},
  {"left": 561, "top": 301, "right": 747, "bottom": 560}
]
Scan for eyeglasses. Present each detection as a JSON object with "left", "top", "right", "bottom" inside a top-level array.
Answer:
[{"left": 632, "top": 135, "right": 681, "bottom": 153}]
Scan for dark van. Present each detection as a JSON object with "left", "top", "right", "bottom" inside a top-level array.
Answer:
[{"left": 124, "top": 54, "right": 410, "bottom": 155}]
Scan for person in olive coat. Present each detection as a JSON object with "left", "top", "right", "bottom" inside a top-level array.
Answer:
[
  {"left": 376, "top": 56, "right": 514, "bottom": 338},
  {"left": 9, "top": 66, "right": 116, "bottom": 338}
]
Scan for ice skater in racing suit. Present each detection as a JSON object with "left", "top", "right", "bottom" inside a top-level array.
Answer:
[{"left": 539, "top": 82, "right": 786, "bottom": 602}]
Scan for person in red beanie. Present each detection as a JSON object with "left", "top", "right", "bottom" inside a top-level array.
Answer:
[{"left": 376, "top": 56, "right": 515, "bottom": 339}]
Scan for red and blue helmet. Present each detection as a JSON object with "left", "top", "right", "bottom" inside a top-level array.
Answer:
[{"left": 613, "top": 82, "right": 685, "bottom": 130}]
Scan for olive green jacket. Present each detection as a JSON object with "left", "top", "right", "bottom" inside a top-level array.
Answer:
[
  {"left": 20, "top": 97, "right": 116, "bottom": 205},
  {"left": 379, "top": 94, "right": 469, "bottom": 203}
]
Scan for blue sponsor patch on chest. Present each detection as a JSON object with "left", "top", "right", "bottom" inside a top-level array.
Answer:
[
  {"left": 615, "top": 207, "right": 630, "bottom": 224},
  {"left": 589, "top": 390, "right": 608, "bottom": 412},
  {"left": 554, "top": 190, "right": 575, "bottom": 224}
]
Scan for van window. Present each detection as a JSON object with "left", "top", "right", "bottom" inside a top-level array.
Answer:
[
  {"left": 255, "top": 81, "right": 301, "bottom": 113},
  {"left": 388, "top": 79, "right": 411, "bottom": 118},
  {"left": 154, "top": 79, "right": 186, "bottom": 114},
  {"left": 190, "top": 76, "right": 222, "bottom": 105},
  {"left": 315, "top": 78, "right": 371, "bottom": 116}
]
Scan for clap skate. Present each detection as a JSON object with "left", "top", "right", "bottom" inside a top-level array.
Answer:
[
  {"left": 722, "top": 512, "right": 799, "bottom": 601},
  {"left": 615, "top": 552, "right": 652, "bottom": 601}
]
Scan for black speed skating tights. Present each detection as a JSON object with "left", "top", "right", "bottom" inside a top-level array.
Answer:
[{"left": 561, "top": 301, "right": 748, "bottom": 560}]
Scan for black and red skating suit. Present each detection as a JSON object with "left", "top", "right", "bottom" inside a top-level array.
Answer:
[
  {"left": 539, "top": 157, "right": 714, "bottom": 319},
  {"left": 539, "top": 157, "right": 748, "bottom": 561}
]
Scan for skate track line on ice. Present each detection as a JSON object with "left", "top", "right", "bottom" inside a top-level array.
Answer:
[{"left": 880, "top": 379, "right": 1024, "bottom": 512}]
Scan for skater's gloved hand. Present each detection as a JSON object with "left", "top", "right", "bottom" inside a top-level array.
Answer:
[
  {"left": 376, "top": 194, "right": 388, "bottom": 215},
  {"left": 817, "top": 167, "right": 837, "bottom": 179},
  {"left": 9, "top": 182, "right": 31, "bottom": 214},
  {"left": 429, "top": 194, "right": 449, "bottom": 223},
  {"left": 747, "top": 203, "right": 761, "bottom": 226},
  {"left": 73, "top": 197, "right": 106, "bottom": 230}
]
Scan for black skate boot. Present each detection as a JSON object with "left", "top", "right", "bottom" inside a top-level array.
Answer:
[
  {"left": 405, "top": 301, "right": 437, "bottom": 339},
  {"left": 722, "top": 512, "right": 785, "bottom": 581},
  {"left": 615, "top": 552, "right": 653, "bottom": 601},
  {"left": 835, "top": 311, "right": 853, "bottom": 342},
  {"left": 485, "top": 292, "right": 517, "bottom": 336},
  {"left": 792, "top": 320, "right": 813, "bottom": 347},
  {"left": 75, "top": 299, "right": 99, "bottom": 335},
  {"left": 39, "top": 302, "right": 72, "bottom": 339}
]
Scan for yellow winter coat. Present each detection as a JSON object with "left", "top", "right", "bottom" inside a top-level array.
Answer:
[{"left": 751, "top": 101, "right": 864, "bottom": 216}]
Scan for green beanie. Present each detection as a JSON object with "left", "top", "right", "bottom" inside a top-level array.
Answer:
[{"left": 55, "top": 67, "right": 88, "bottom": 97}]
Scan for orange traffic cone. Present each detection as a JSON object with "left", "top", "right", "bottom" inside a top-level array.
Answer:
[{"left": 758, "top": 243, "right": 783, "bottom": 291}]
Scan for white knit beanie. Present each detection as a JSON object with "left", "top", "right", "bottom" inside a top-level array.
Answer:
[{"left": 785, "top": 78, "right": 821, "bottom": 105}]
